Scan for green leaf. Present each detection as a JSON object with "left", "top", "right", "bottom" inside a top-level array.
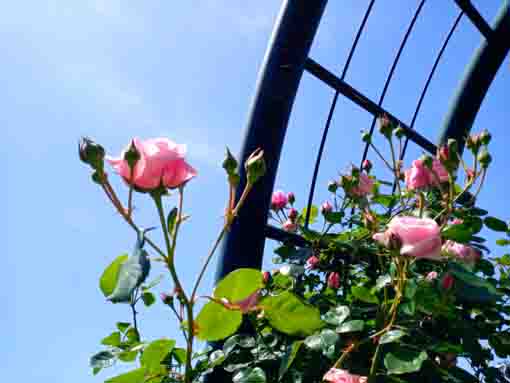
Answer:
[
  {"left": 90, "top": 351, "right": 115, "bottom": 369},
  {"left": 379, "top": 330, "right": 406, "bottom": 344},
  {"left": 142, "top": 274, "right": 164, "bottom": 290},
  {"left": 304, "top": 334, "right": 322, "bottom": 350},
  {"left": 142, "top": 291, "right": 156, "bottom": 307},
  {"left": 262, "top": 291, "right": 323, "bottom": 336},
  {"left": 209, "top": 350, "right": 226, "bottom": 368},
  {"left": 278, "top": 341, "right": 302, "bottom": 381},
  {"left": 214, "top": 268, "right": 263, "bottom": 302},
  {"left": 100, "top": 254, "right": 128, "bottom": 298},
  {"left": 172, "top": 348, "right": 186, "bottom": 365},
  {"left": 404, "top": 279, "right": 418, "bottom": 299},
  {"left": 322, "top": 305, "right": 350, "bottom": 326},
  {"left": 352, "top": 286, "right": 379, "bottom": 304},
  {"left": 324, "top": 211, "right": 344, "bottom": 224},
  {"left": 372, "top": 194, "right": 397, "bottom": 208},
  {"left": 105, "top": 368, "right": 146, "bottom": 383},
  {"left": 195, "top": 301, "right": 243, "bottom": 341},
  {"left": 298, "top": 205, "right": 318, "bottom": 226},
  {"left": 497, "top": 254, "right": 510, "bottom": 266},
  {"left": 484, "top": 216, "right": 508, "bottom": 232},
  {"left": 118, "top": 350, "right": 138, "bottom": 362},
  {"left": 101, "top": 332, "right": 121, "bottom": 347},
  {"left": 141, "top": 339, "right": 175, "bottom": 374},
  {"left": 233, "top": 367, "right": 267, "bottom": 383},
  {"left": 166, "top": 207, "right": 178, "bottom": 235},
  {"left": 384, "top": 349, "right": 428, "bottom": 375},
  {"left": 400, "top": 301, "right": 416, "bottom": 316},
  {"left": 442, "top": 224, "right": 472, "bottom": 243},
  {"left": 469, "top": 207, "right": 488, "bottom": 216},
  {"left": 496, "top": 239, "right": 510, "bottom": 246},
  {"left": 336, "top": 320, "right": 364, "bottom": 333}
]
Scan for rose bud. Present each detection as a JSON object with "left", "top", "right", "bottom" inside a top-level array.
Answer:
[
  {"left": 321, "top": 200, "right": 333, "bottom": 215},
  {"left": 160, "top": 292, "right": 174, "bottom": 305},
  {"left": 222, "top": 147, "right": 239, "bottom": 179},
  {"left": 479, "top": 129, "right": 491, "bottom": 146},
  {"left": 282, "top": 219, "right": 297, "bottom": 233},
  {"left": 328, "top": 180, "right": 339, "bottom": 193},
  {"left": 426, "top": 271, "right": 438, "bottom": 282},
  {"left": 245, "top": 148, "right": 266, "bottom": 185},
  {"left": 362, "top": 159, "right": 372, "bottom": 172},
  {"left": 79, "top": 137, "right": 105, "bottom": 171},
  {"left": 466, "top": 133, "right": 481, "bottom": 153},
  {"left": 361, "top": 130, "right": 371, "bottom": 143},
  {"left": 327, "top": 272, "right": 341, "bottom": 289},
  {"left": 466, "top": 168, "right": 475, "bottom": 181},
  {"left": 262, "top": 271, "right": 271, "bottom": 284},
  {"left": 287, "top": 192, "right": 296, "bottom": 205},
  {"left": 394, "top": 125, "right": 406, "bottom": 139},
  {"left": 271, "top": 190, "right": 288, "bottom": 211},
  {"left": 288, "top": 208, "right": 298, "bottom": 221},
  {"left": 437, "top": 145, "right": 449, "bottom": 162},
  {"left": 305, "top": 255, "right": 320, "bottom": 270},
  {"left": 477, "top": 149, "right": 492, "bottom": 169},
  {"left": 441, "top": 274, "right": 455, "bottom": 290},
  {"left": 378, "top": 114, "right": 393, "bottom": 139}
]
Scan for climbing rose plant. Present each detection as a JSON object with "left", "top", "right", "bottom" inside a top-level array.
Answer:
[{"left": 81, "top": 118, "right": 510, "bottom": 383}]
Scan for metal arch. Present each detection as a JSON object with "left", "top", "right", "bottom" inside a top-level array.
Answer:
[
  {"left": 439, "top": 0, "right": 510, "bottom": 150},
  {"left": 359, "top": 0, "right": 427, "bottom": 167},
  {"left": 304, "top": 0, "right": 376, "bottom": 228},
  {"left": 213, "top": 0, "right": 328, "bottom": 281}
]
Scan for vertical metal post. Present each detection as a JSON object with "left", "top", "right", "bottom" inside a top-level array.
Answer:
[
  {"left": 214, "top": 0, "right": 327, "bottom": 281},
  {"left": 439, "top": 1, "right": 510, "bottom": 150}
]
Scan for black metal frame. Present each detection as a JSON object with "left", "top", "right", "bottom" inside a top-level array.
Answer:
[{"left": 206, "top": 0, "right": 509, "bottom": 380}]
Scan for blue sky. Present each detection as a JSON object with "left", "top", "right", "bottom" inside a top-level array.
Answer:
[{"left": 3, "top": 1, "right": 509, "bottom": 382}]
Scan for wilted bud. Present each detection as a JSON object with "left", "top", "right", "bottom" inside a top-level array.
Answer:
[
  {"left": 361, "top": 131, "right": 372, "bottom": 144},
  {"left": 394, "top": 125, "right": 405, "bottom": 139},
  {"left": 123, "top": 139, "right": 141, "bottom": 171},
  {"left": 479, "top": 129, "right": 491, "bottom": 146},
  {"left": 222, "top": 147, "right": 238, "bottom": 176},
  {"left": 245, "top": 148, "right": 266, "bottom": 185},
  {"left": 477, "top": 149, "right": 492, "bottom": 169},
  {"left": 378, "top": 114, "right": 393, "bottom": 139},
  {"left": 328, "top": 180, "right": 339, "bottom": 193},
  {"left": 79, "top": 137, "right": 105, "bottom": 170},
  {"left": 362, "top": 159, "right": 372, "bottom": 172},
  {"left": 287, "top": 192, "right": 295, "bottom": 205}
]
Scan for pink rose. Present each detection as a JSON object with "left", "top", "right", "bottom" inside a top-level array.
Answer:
[
  {"left": 282, "top": 219, "right": 297, "bottom": 233},
  {"left": 271, "top": 190, "right": 288, "bottom": 210},
  {"left": 327, "top": 272, "right": 341, "bottom": 289},
  {"left": 404, "top": 159, "right": 449, "bottom": 190},
  {"left": 323, "top": 368, "right": 367, "bottom": 383},
  {"left": 350, "top": 173, "right": 374, "bottom": 197},
  {"left": 107, "top": 137, "right": 197, "bottom": 190},
  {"left": 373, "top": 216, "right": 442, "bottom": 260},
  {"left": 305, "top": 256, "right": 320, "bottom": 270},
  {"left": 442, "top": 240, "right": 481, "bottom": 265}
]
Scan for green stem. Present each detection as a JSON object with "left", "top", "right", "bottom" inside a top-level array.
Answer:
[
  {"left": 369, "top": 143, "right": 394, "bottom": 172},
  {"left": 388, "top": 137, "right": 402, "bottom": 197},
  {"left": 370, "top": 343, "right": 382, "bottom": 377}
]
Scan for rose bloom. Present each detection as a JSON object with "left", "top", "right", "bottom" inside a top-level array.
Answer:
[
  {"left": 271, "top": 190, "right": 288, "bottom": 210},
  {"left": 350, "top": 173, "right": 374, "bottom": 197},
  {"left": 404, "top": 159, "right": 449, "bottom": 190},
  {"left": 107, "top": 137, "right": 197, "bottom": 190},
  {"left": 373, "top": 216, "right": 442, "bottom": 260},
  {"left": 323, "top": 368, "right": 367, "bottom": 383},
  {"left": 442, "top": 240, "right": 481, "bottom": 265}
]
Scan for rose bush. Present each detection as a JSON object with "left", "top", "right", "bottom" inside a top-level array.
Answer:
[{"left": 81, "top": 116, "right": 510, "bottom": 383}]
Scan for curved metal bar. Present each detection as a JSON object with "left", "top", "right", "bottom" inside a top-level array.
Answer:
[
  {"left": 213, "top": 0, "right": 327, "bottom": 281},
  {"left": 439, "top": 0, "right": 510, "bottom": 150},
  {"left": 305, "top": 0, "right": 376, "bottom": 228},
  {"left": 398, "top": 11, "right": 464, "bottom": 163},
  {"left": 359, "top": 0, "right": 427, "bottom": 166},
  {"left": 454, "top": 0, "right": 493, "bottom": 40}
]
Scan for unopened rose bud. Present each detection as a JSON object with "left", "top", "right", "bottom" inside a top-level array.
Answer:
[
  {"left": 262, "top": 271, "right": 271, "bottom": 284},
  {"left": 441, "top": 273, "right": 455, "bottom": 290},
  {"left": 466, "top": 168, "right": 475, "bottom": 181},
  {"left": 378, "top": 114, "right": 393, "bottom": 139},
  {"left": 437, "top": 145, "right": 449, "bottom": 162},
  {"left": 245, "top": 148, "right": 266, "bottom": 185},
  {"left": 361, "top": 131, "right": 372, "bottom": 143},
  {"left": 425, "top": 271, "right": 438, "bottom": 282},
  {"left": 222, "top": 147, "right": 238, "bottom": 177},
  {"left": 288, "top": 208, "right": 298, "bottom": 221},
  {"left": 362, "top": 159, "right": 372, "bottom": 172},
  {"left": 466, "top": 133, "right": 481, "bottom": 153},
  {"left": 478, "top": 148, "right": 492, "bottom": 169},
  {"left": 160, "top": 292, "right": 174, "bottom": 305},
  {"left": 328, "top": 180, "right": 339, "bottom": 193},
  {"left": 447, "top": 138, "right": 458, "bottom": 154},
  {"left": 321, "top": 200, "right": 333, "bottom": 215},
  {"left": 479, "top": 129, "right": 491, "bottom": 146},
  {"left": 305, "top": 256, "right": 320, "bottom": 270},
  {"left": 327, "top": 272, "right": 341, "bottom": 289},
  {"left": 271, "top": 190, "right": 288, "bottom": 211},
  {"left": 123, "top": 139, "right": 141, "bottom": 171},
  {"left": 287, "top": 192, "right": 295, "bottom": 205},
  {"left": 79, "top": 137, "right": 105, "bottom": 170},
  {"left": 394, "top": 125, "right": 405, "bottom": 139}
]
